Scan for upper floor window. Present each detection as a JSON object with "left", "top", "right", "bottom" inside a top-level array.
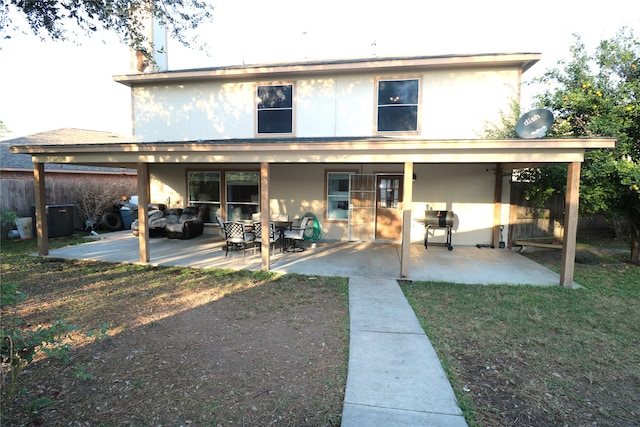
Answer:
[
  {"left": 256, "top": 83, "right": 294, "bottom": 135},
  {"left": 376, "top": 78, "right": 420, "bottom": 133}
]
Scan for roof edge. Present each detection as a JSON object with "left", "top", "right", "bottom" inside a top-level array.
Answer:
[
  {"left": 10, "top": 137, "right": 616, "bottom": 155},
  {"left": 113, "top": 52, "right": 542, "bottom": 86}
]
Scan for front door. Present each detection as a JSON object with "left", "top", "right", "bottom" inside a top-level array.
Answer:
[{"left": 375, "top": 175, "right": 403, "bottom": 241}]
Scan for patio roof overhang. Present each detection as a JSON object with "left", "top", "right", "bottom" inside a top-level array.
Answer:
[{"left": 10, "top": 137, "right": 616, "bottom": 168}]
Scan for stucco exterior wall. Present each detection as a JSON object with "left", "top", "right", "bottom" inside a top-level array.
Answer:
[
  {"left": 133, "top": 82, "right": 255, "bottom": 141},
  {"left": 132, "top": 68, "right": 518, "bottom": 142},
  {"left": 421, "top": 68, "right": 518, "bottom": 138},
  {"left": 148, "top": 162, "right": 505, "bottom": 246},
  {"left": 410, "top": 163, "right": 504, "bottom": 245},
  {"left": 135, "top": 62, "right": 521, "bottom": 246}
]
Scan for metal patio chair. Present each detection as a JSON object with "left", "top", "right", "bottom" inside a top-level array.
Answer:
[
  {"left": 253, "top": 221, "right": 282, "bottom": 253},
  {"left": 216, "top": 216, "right": 227, "bottom": 239},
  {"left": 283, "top": 216, "right": 312, "bottom": 252},
  {"left": 224, "top": 221, "right": 254, "bottom": 257}
]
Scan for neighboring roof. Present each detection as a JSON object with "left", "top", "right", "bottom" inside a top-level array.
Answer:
[
  {"left": 1, "top": 128, "right": 135, "bottom": 173},
  {"left": 113, "top": 52, "right": 542, "bottom": 87}
]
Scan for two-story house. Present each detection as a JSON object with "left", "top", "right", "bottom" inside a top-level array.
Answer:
[{"left": 13, "top": 52, "right": 614, "bottom": 284}]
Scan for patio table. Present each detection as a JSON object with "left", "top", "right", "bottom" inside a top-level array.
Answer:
[{"left": 273, "top": 220, "right": 293, "bottom": 231}]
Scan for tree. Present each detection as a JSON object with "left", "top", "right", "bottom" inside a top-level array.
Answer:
[
  {"left": 532, "top": 28, "right": 640, "bottom": 264},
  {"left": 1, "top": 0, "right": 214, "bottom": 52},
  {"left": 482, "top": 98, "right": 521, "bottom": 139}
]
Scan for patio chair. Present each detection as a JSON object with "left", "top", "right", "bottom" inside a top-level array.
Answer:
[
  {"left": 284, "top": 216, "right": 312, "bottom": 252},
  {"left": 131, "top": 204, "right": 167, "bottom": 237},
  {"left": 253, "top": 221, "right": 282, "bottom": 253},
  {"left": 166, "top": 207, "right": 204, "bottom": 239},
  {"left": 224, "top": 221, "right": 255, "bottom": 257},
  {"left": 216, "top": 215, "right": 227, "bottom": 239}
]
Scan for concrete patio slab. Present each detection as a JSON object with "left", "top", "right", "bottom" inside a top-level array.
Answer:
[{"left": 43, "top": 230, "right": 574, "bottom": 286}]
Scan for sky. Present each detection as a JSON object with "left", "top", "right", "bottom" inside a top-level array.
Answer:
[{"left": 1, "top": 0, "right": 638, "bottom": 140}]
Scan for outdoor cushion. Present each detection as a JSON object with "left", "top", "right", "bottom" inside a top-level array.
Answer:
[
  {"left": 131, "top": 208, "right": 167, "bottom": 237},
  {"left": 166, "top": 207, "right": 204, "bottom": 239}
]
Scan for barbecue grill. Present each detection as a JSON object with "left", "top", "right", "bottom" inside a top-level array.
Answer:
[{"left": 423, "top": 210, "right": 454, "bottom": 251}]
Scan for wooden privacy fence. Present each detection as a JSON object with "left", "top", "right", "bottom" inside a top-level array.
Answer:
[
  {"left": 509, "top": 182, "right": 611, "bottom": 247},
  {"left": 1, "top": 171, "right": 137, "bottom": 230}
]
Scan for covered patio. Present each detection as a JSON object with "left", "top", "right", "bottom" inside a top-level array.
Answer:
[
  {"left": 42, "top": 231, "right": 572, "bottom": 286},
  {"left": 12, "top": 137, "right": 615, "bottom": 286}
]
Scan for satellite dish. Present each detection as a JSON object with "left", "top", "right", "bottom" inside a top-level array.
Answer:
[{"left": 516, "top": 109, "right": 554, "bottom": 138}]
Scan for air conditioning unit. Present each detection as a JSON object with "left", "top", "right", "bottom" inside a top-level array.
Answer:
[{"left": 31, "top": 204, "right": 75, "bottom": 238}]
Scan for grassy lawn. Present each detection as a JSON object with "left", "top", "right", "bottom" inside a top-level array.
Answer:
[
  {"left": 1, "top": 235, "right": 349, "bottom": 426},
  {"left": 401, "top": 236, "right": 640, "bottom": 426},
  {"left": 3, "top": 231, "right": 638, "bottom": 426}
]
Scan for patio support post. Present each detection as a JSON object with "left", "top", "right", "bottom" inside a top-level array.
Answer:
[
  {"left": 137, "top": 162, "right": 150, "bottom": 263},
  {"left": 34, "top": 162, "right": 49, "bottom": 256},
  {"left": 400, "top": 162, "right": 414, "bottom": 278},
  {"left": 492, "top": 164, "right": 503, "bottom": 248},
  {"left": 560, "top": 161, "right": 581, "bottom": 286},
  {"left": 260, "top": 162, "right": 271, "bottom": 270}
]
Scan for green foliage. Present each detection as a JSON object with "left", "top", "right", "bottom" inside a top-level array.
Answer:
[
  {"left": 511, "top": 165, "right": 568, "bottom": 209},
  {"left": 26, "top": 397, "right": 55, "bottom": 414},
  {"left": 480, "top": 28, "right": 640, "bottom": 263},
  {"left": 73, "top": 364, "right": 96, "bottom": 381},
  {"left": 1, "top": 210, "right": 19, "bottom": 228},
  {"left": 1, "top": 283, "right": 81, "bottom": 416},
  {"left": 0, "top": 283, "right": 25, "bottom": 306},
  {"left": 481, "top": 98, "right": 522, "bottom": 139},
  {"left": 1, "top": 1, "right": 215, "bottom": 52},
  {"left": 531, "top": 28, "right": 640, "bottom": 263},
  {"left": 86, "top": 322, "right": 112, "bottom": 342}
]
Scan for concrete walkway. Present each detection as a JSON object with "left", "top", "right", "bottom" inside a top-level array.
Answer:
[{"left": 341, "top": 276, "right": 468, "bottom": 427}]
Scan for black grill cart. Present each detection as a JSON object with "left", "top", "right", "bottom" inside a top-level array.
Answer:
[{"left": 423, "top": 210, "right": 454, "bottom": 251}]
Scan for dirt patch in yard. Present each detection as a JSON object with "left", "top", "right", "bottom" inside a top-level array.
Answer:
[{"left": 1, "top": 257, "right": 348, "bottom": 426}]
